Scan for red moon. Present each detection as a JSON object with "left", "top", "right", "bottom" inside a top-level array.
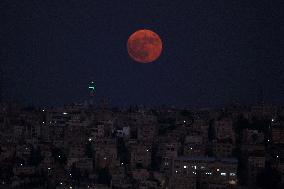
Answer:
[{"left": 127, "top": 29, "right": 162, "bottom": 63}]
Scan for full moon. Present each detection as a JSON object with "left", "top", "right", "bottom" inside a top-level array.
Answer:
[{"left": 127, "top": 29, "right": 162, "bottom": 63}]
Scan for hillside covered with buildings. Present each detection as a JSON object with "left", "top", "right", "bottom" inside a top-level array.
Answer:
[{"left": 0, "top": 103, "right": 284, "bottom": 189}]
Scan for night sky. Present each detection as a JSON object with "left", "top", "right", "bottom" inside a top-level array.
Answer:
[{"left": 2, "top": 0, "right": 284, "bottom": 107}]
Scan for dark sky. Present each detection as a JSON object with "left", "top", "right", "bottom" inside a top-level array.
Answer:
[{"left": 1, "top": 0, "right": 284, "bottom": 107}]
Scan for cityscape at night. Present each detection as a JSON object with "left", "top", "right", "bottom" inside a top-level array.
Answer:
[{"left": 1, "top": 0, "right": 284, "bottom": 189}]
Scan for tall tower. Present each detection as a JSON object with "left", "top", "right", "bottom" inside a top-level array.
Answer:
[{"left": 88, "top": 81, "right": 96, "bottom": 106}]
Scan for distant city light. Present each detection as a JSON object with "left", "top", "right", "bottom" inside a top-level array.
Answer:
[
  {"left": 229, "top": 180, "right": 237, "bottom": 185},
  {"left": 121, "top": 162, "right": 124, "bottom": 165},
  {"left": 42, "top": 121, "right": 45, "bottom": 124},
  {"left": 175, "top": 170, "right": 178, "bottom": 173},
  {"left": 221, "top": 172, "right": 227, "bottom": 176},
  {"left": 58, "top": 155, "right": 61, "bottom": 158},
  {"left": 104, "top": 157, "right": 107, "bottom": 160},
  {"left": 88, "top": 138, "right": 92, "bottom": 141},
  {"left": 276, "top": 155, "right": 279, "bottom": 158},
  {"left": 146, "top": 149, "right": 149, "bottom": 152},
  {"left": 42, "top": 109, "right": 45, "bottom": 112},
  {"left": 217, "top": 169, "right": 220, "bottom": 172},
  {"left": 272, "top": 118, "right": 275, "bottom": 122},
  {"left": 183, "top": 120, "right": 186, "bottom": 123},
  {"left": 60, "top": 182, "right": 63, "bottom": 185},
  {"left": 184, "top": 165, "right": 187, "bottom": 168},
  {"left": 48, "top": 167, "right": 51, "bottom": 170},
  {"left": 63, "top": 112, "right": 68, "bottom": 115},
  {"left": 20, "top": 163, "right": 23, "bottom": 166}
]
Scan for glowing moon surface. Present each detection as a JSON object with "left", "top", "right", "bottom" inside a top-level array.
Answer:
[{"left": 127, "top": 29, "right": 162, "bottom": 63}]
